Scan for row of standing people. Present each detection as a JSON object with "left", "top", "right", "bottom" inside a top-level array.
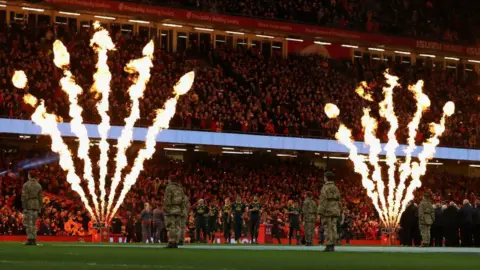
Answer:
[
  {"left": 400, "top": 194, "right": 480, "bottom": 247},
  {"left": 161, "top": 171, "right": 342, "bottom": 251}
]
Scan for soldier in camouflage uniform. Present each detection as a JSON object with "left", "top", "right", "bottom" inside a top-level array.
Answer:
[
  {"left": 179, "top": 193, "right": 190, "bottom": 245},
  {"left": 418, "top": 193, "right": 435, "bottom": 247},
  {"left": 22, "top": 171, "right": 43, "bottom": 246},
  {"left": 318, "top": 171, "right": 341, "bottom": 252},
  {"left": 163, "top": 175, "right": 186, "bottom": 248},
  {"left": 302, "top": 191, "right": 317, "bottom": 246}
]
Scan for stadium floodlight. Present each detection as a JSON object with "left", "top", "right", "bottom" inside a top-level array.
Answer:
[
  {"left": 419, "top": 54, "right": 436, "bottom": 58},
  {"left": 164, "top": 148, "right": 187, "bottom": 152},
  {"left": 276, "top": 153, "right": 297, "bottom": 157},
  {"left": 368, "top": 47, "right": 385, "bottom": 52},
  {"left": 469, "top": 164, "right": 480, "bottom": 168},
  {"left": 468, "top": 59, "right": 480, "bottom": 63},
  {"left": 22, "top": 7, "right": 44, "bottom": 12},
  {"left": 226, "top": 31, "right": 244, "bottom": 35},
  {"left": 163, "top": 23, "right": 183, "bottom": 27},
  {"left": 445, "top": 56, "right": 460, "bottom": 61},
  {"left": 329, "top": 156, "right": 349, "bottom": 160},
  {"left": 222, "top": 151, "right": 252, "bottom": 155},
  {"left": 286, "top": 38, "right": 303, "bottom": 42},
  {"left": 427, "top": 162, "right": 443, "bottom": 166},
  {"left": 129, "top": 19, "right": 150, "bottom": 24},
  {"left": 394, "top": 50, "right": 411, "bottom": 55},
  {"left": 59, "top": 11, "right": 81, "bottom": 16},
  {"left": 222, "top": 147, "right": 235, "bottom": 150},
  {"left": 0, "top": 4, "right": 6, "bottom": 8},
  {"left": 314, "top": 41, "right": 331, "bottom": 45},
  {"left": 94, "top": 15, "right": 116, "bottom": 20},
  {"left": 194, "top": 27, "right": 214, "bottom": 32},
  {"left": 256, "top": 34, "right": 274, "bottom": 39},
  {"left": 341, "top": 44, "right": 359, "bottom": 48}
]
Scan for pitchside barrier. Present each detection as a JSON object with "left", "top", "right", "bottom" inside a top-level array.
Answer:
[
  {"left": 0, "top": 223, "right": 383, "bottom": 245},
  {"left": 380, "top": 228, "right": 399, "bottom": 246}
]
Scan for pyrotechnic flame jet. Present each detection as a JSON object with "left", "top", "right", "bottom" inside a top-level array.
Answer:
[
  {"left": 90, "top": 22, "right": 115, "bottom": 222},
  {"left": 106, "top": 40, "right": 154, "bottom": 220},
  {"left": 108, "top": 72, "right": 195, "bottom": 222},
  {"left": 53, "top": 40, "right": 99, "bottom": 221},
  {"left": 13, "top": 23, "right": 195, "bottom": 224},
  {"left": 12, "top": 74, "right": 96, "bottom": 219},
  {"left": 324, "top": 72, "right": 454, "bottom": 228}
]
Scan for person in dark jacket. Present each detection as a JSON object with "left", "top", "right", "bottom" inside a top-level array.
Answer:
[
  {"left": 443, "top": 202, "right": 459, "bottom": 247},
  {"left": 125, "top": 213, "right": 135, "bottom": 243},
  {"left": 399, "top": 201, "right": 416, "bottom": 246},
  {"left": 459, "top": 199, "right": 474, "bottom": 247},
  {"left": 412, "top": 203, "right": 421, "bottom": 246},
  {"left": 153, "top": 204, "right": 165, "bottom": 243},
  {"left": 431, "top": 203, "right": 444, "bottom": 247},
  {"left": 474, "top": 200, "right": 480, "bottom": 247}
]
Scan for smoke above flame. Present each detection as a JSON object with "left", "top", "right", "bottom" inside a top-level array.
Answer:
[
  {"left": 12, "top": 22, "right": 195, "bottom": 223},
  {"left": 326, "top": 71, "right": 454, "bottom": 228}
]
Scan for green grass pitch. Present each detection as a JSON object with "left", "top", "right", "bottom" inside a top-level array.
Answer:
[{"left": 0, "top": 243, "right": 478, "bottom": 270}]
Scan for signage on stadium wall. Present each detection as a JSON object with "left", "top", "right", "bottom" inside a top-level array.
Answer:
[
  {"left": 45, "top": 0, "right": 480, "bottom": 57},
  {"left": 1, "top": 118, "right": 480, "bottom": 161}
]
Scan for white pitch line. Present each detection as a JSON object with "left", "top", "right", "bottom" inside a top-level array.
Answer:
[
  {"left": 0, "top": 260, "right": 194, "bottom": 269},
  {"left": 53, "top": 244, "right": 480, "bottom": 254}
]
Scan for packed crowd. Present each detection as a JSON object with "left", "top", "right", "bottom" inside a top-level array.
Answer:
[
  {"left": 144, "top": 0, "right": 480, "bottom": 44},
  {"left": 1, "top": 149, "right": 478, "bottom": 242},
  {"left": 1, "top": 24, "right": 479, "bottom": 149}
]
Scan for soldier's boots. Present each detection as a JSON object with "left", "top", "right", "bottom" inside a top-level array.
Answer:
[
  {"left": 164, "top": 242, "right": 176, "bottom": 249},
  {"left": 24, "top": 239, "right": 36, "bottom": 246},
  {"left": 178, "top": 241, "right": 184, "bottom": 246},
  {"left": 323, "top": 245, "right": 335, "bottom": 252}
]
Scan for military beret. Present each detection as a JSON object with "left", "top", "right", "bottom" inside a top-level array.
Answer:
[
  {"left": 324, "top": 171, "right": 335, "bottom": 180},
  {"left": 28, "top": 170, "right": 38, "bottom": 180}
]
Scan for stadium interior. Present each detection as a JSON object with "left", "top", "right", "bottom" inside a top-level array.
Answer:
[{"left": 0, "top": 0, "right": 479, "bottom": 269}]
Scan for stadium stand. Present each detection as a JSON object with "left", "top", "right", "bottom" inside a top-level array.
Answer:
[
  {"left": 0, "top": 150, "right": 477, "bottom": 241},
  {"left": 0, "top": 24, "right": 478, "bottom": 148}
]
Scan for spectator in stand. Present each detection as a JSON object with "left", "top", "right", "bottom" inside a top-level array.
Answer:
[{"left": 155, "top": 0, "right": 480, "bottom": 44}]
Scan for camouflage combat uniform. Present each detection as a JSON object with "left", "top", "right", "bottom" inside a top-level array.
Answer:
[
  {"left": 164, "top": 180, "right": 186, "bottom": 248},
  {"left": 22, "top": 175, "right": 43, "bottom": 245},
  {"left": 318, "top": 179, "right": 341, "bottom": 251},
  {"left": 418, "top": 195, "right": 435, "bottom": 246},
  {"left": 302, "top": 195, "right": 318, "bottom": 246},
  {"left": 180, "top": 194, "right": 190, "bottom": 244}
]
